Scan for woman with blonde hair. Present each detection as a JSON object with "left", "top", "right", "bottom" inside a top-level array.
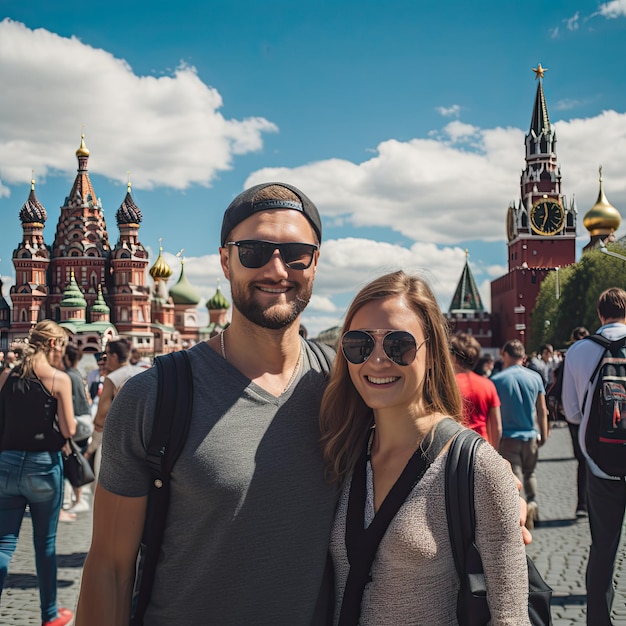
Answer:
[
  {"left": 320, "top": 271, "right": 529, "bottom": 625},
  {"left": 0, "top": 320, "right": 76, "bottom": 626}
]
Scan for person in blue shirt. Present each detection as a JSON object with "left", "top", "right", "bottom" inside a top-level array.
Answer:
[{"left": 491, "top": 339, "right": 549, "bottom": 530}]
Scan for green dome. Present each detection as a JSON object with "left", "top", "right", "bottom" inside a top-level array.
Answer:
[
  {"left": 207, "top": 284, "right": 230, "bottom": 310},
  {"left": 169, "top": 262, "right": 200, "bottom": 305},
  {"left": 91, "top": 286, "right": 110, "bottom": 314},
  {"left": 60, "top": 272, "right": 87, "bottom": 308}
]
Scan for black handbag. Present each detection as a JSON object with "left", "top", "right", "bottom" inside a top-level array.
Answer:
[
  {"left": 62, "top": 437, "right": 95, "bottom": 487},
  {"left": 446, "top": 427, "right": 553, "bottom": 626}
]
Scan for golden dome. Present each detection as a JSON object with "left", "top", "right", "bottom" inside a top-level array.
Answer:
[
  {"left": 149, "top": 243, "right": 173, "bottom": 280},
  {"left": 583, "top": 167, "right": 621, "bottom": 236},
  {"left": 76, "top": 133, "right": 90, "bottom": 158}
]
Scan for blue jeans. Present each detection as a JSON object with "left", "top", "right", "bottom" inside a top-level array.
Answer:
[{"left": 0, "top": 449, "right": 64, "bottom": 622}]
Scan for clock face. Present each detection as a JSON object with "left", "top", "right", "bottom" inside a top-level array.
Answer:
[{"left": 530, "top": 199, "right": 565, "bottom": 236}]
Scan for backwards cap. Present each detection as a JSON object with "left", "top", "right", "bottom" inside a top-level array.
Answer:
[{"left": 220, "top": 182, "right": 322, "bottom": 246}]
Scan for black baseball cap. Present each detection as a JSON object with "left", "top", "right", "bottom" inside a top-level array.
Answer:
[{"left": 220, "top": 182, "right": 322, "bottom": 246}]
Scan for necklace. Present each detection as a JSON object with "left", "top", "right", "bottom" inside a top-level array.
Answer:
[{"left": 219, "top": 330, "right": 304, "bottom": 394}]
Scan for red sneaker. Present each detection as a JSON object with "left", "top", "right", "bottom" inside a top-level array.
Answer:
[{"left": 42, "top": 607, "right": 74, "bottom": 626}]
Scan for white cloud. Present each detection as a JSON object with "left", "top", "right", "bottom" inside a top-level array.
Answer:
[
  {"left": 598, "top": 0, "right": 626, "bottom": 18},
  {"left": 566, "top": 11, "right": 581, "bottom": 30},
  {"left": 0, "top": 19, "right": 277, "bottom": 191},
  {"left": 245, "top": 109, "right": 626, "bottom": 247},
  {"left": 436, "top": 105, "right": 461, "bottom": 118}
]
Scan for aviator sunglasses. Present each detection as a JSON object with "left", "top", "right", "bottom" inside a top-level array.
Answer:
[
  {"left": 341, "top": 329, "right": 427, "bottom": 366},
  {"left": 226, "top": 240, "right": 319, "bottom": 270}
]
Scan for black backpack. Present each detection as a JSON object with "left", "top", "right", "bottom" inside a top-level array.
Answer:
[
  {"left": 583, "top": 334, "right": 626, "bottom": 476},
  {"left": 129, "top": 341, "right": 335, "bottom": 625},
  {"left": 446, "top": 428, "right": 553, "bottom": 626}
]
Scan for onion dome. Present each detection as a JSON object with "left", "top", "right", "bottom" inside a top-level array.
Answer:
[
  {"left": 60, "top": 271, "right": 87, "bottom": 308},
  {"left": 90, "top": 285, "right": 110, "bottom": 314},
  {"left": 149, "top": 243, "right": 173, "bottom": 280},
  {"left": 116, "top": 180, "right": 143, "bottom": 225},
  {"left": 76, "top": 133, "right": 90, "bottom": 157},
  {"left": 207, "top": 281, "right": 230, "bottom": 310},
  {"left": 583, "top": 167, "right": 621, "bottom": 236},
  {"left": 19, "top": 178, "right": 47, "bottom": 224},
  {"left": 169, "top": 260, "right": 200, "bottom": 305}
]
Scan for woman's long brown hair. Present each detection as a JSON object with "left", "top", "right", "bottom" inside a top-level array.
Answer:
[{"left": 319, "top": 271, "right": 462, "bottom": 484}]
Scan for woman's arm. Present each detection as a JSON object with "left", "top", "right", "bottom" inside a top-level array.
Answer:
[
  {"left": 474, "top": 444, "right": 531, "bottom": 625},
  {"left": 54, "top": 370, "right": 76, "bottom": 439}
]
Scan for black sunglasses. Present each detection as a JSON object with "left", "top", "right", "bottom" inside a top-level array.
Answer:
[
  {"left": 226, "top": 240, "right": 318, "bottom": 270},
  {"left": 341, "top": 329, "right": 427, "bottom": 366}
]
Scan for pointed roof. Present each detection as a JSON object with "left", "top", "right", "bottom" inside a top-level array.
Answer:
[
  {"left": 169, "top": 260, "right": 200, "bottom": 305},
  {"left": 207, "top": 280, "right": 230, "bottom": 310},
  {"left": 529, "top": 69, "right": 551, "bottom": 136},
  {"left": 584, "top": 166, "right": 621, "bottom": 236},
  {"left": 90, "top": 285, "right": 110, "bottom": 314},
  {"left": 67, "top": 133, "right": 98, "bottom": 205},
  {"left": 19, "top": 178, "right": 47, "bottom": 224},
  {"left": 149, "top": 242, "right": 173, "bottom": 280},
  {"left": 116, "top": 180, "right": 143, "bottom": 225},
  {"left": 60, "top": 270, "right": 87, "bottom": 309},
  {"left": 448, "top": 252, "right": 485, "bottom": 313}
]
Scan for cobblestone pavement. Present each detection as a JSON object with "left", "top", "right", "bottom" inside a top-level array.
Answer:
[{"left": 3, "top": 426, "right": 626, "bottom": 624}]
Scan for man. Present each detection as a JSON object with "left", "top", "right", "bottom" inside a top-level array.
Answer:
[
  {"left": 450, "top": 332, "right": 502, "bottom": 449},
  {"left": 76, "top": 183, "right": 337, "bottom": 625},
  {"left": 77, "top": 183, "right": 530, "bottom": 625},
  {"left": 491, "top": 339, "right": 549, "bottom": 530},
  {"left": 562, "top": 288, "right": 626, "bottom": 625},
  {"left": 528, "top": 343, "right": 558, "bottom": 389},
  {"left": 84, "top": 338, "right": 142, "bottom": 474}
]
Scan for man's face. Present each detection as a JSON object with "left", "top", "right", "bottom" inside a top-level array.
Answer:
[
  {"left": 220, "top": 210, "right": 319, "bottom": 330},
  {"left": 541, "top": 348, "right": 553, "bottom": 363},
  {"left": 103, "top": 348, "right": 120, "bottom": 373}
]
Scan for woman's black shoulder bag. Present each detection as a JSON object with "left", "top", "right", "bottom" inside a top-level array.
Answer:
[{"left": 445, "top": 428, "right": 553, "bottom": 626}]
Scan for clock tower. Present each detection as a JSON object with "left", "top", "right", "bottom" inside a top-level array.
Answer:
[{"left": 491, "top": 65, "right": 577, "bottom": 347}]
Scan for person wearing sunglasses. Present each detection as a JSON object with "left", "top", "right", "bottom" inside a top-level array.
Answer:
[
  {"left": 77, "top": 183, "right": 338, "bottom": 626},
  {"left": 320, "top": 271, "right": 530, "bottom": 625}
]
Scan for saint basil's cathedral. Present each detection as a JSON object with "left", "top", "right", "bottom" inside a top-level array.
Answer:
[{"left": 0, "top": 135, "right": 230, "bottom": 355}]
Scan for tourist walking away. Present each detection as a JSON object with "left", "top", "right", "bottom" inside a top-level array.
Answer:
[
  {"left": 76, "top": 183, "right": 338, "bottom": 625},
  {"left": 85, "top": 337, "right": 142, "bottom": 477},
  {"left": 450, "top": 332, "right": 502, "bottom": 448},
  {"left": 491, "top": 339, "right": 549, "bottom": 529},
  {"left": 547, "top": 325, "right": 589, "bottom": 517},
  {"left": 0, "top": 320, "right": 76, "bottom": 626},
  {"left": 320, "top": 271, "right": 530, "bottom": 624},
  {"left": 562, "top": 288, "right": 626, "bottom": 625},
  {"left": 528, "top": 343, "right": 558, "bottom": 389},
  {"left": 63, "top": 343, "right": 93, "bottom": 513}
]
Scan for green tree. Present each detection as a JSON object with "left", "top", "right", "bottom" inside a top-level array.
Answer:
[{"left": 529, "top": 244, "right": 626, "bottom": 351}]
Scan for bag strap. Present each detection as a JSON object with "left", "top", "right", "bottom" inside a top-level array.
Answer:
[
  {"left": 338, "top": 417, "right": 461, "bottom": 626},
  {"left": 130, "top": 350, "right": 193, "bottom": 625},
  {"left": 306, "top": 339, "right": 335, "bottom": 376},
  {"left": 581, "top": 334, "right": 620, "bottom": 415}
]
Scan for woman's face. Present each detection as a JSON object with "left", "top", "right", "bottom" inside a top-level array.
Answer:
[
  {"left": 48, "top": 338, "right": 67, "bottom": 368},
  {"left": 344, "top": 295, "right": 429, "bottom": 417}
]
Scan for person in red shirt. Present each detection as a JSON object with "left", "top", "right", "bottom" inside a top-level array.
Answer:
[{"left": 451, "top": 333, "right": 502, "bottom": 448}]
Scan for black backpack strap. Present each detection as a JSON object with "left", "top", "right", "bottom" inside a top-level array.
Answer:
[
  {"left": 445, "top": 428, "right": 491, "bottom": 626},
  {"left": 306, "top": 339, "right": 336, "bottom": 376},
  {"left": 130, "top": 350, "right": 193, "bottom": 625},
  {"left": 582, "top": 335, "right": 614, "bottom": 416},
  {"left": 338, "top": 418, "right": 461, "bottom": 625}
]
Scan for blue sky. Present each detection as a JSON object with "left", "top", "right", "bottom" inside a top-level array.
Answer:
[{"left": 1, "top": 1, "right": 626, "bottom": 335}]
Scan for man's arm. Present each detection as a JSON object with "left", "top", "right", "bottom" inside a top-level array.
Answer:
[
  {"left": 75, "top": 484, "right": 147, "bottom": 625},
  {"left": 536, "top": 393, "right": 549, "bottom": 445},
  {"left": 486, "top": 405, "right": 502, "bottom": 450},
  {"left": 85, "top": 377, "right": 115, "bottom": 458}
]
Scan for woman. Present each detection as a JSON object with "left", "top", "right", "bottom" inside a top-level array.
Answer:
[
  {"left": 0, "top": 320, "right": 76, "bottom": 626},
  {"left": 450, "top": 332, "right": 502, "bottom": 449},
  {"left": 320, "top": 271, "right": 529, "bottom": 625}
]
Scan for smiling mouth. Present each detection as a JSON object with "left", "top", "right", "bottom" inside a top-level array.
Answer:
[
  {"left": 366, "top": 376, "right": 399, "bottom": 385},
  {"left": 257, "top": 285, "right": 289, "bottom": 294}
]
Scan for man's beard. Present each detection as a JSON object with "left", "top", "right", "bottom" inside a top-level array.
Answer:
[{"left": 231, "top": 280, "right": 313, "bottom": 330}]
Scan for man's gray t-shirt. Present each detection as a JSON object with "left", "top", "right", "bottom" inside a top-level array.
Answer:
[{"left": 99, "top": 339, "right": 337, "bottom": 625}]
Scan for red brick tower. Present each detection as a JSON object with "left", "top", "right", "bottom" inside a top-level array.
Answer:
[{"left": 491, "top": 64, "right": 577, "bottom": 348}]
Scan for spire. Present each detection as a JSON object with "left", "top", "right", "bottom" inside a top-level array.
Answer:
[
  {"left": 19, "top": 175, "right": 47, "bottom": 225},
  {"left": 448, "top": 251, "right": 485, "bottom": 313},
  {"left": 169, "top": 258, "right": 201, "bottom": 305},
  {"left": 583, "top": 166, "right": 621, "bottom": 237},
  {"left": 116, "top": 177, "right": 143, "bottom": 225},
  {"left": 90, "top": 284, "right": 110, "bottom": 315},
  {"left": 207, "top": 279, "right": 230, "bottom": 311},
  {"left": 149, "top": 240, "right": 173, "bottom": 280},
  {"left": 529, "top": 64, "right": 550, "bottom": 135},
  {"left": 60, "top": 270, "right": 87, "bottom": 309}
]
